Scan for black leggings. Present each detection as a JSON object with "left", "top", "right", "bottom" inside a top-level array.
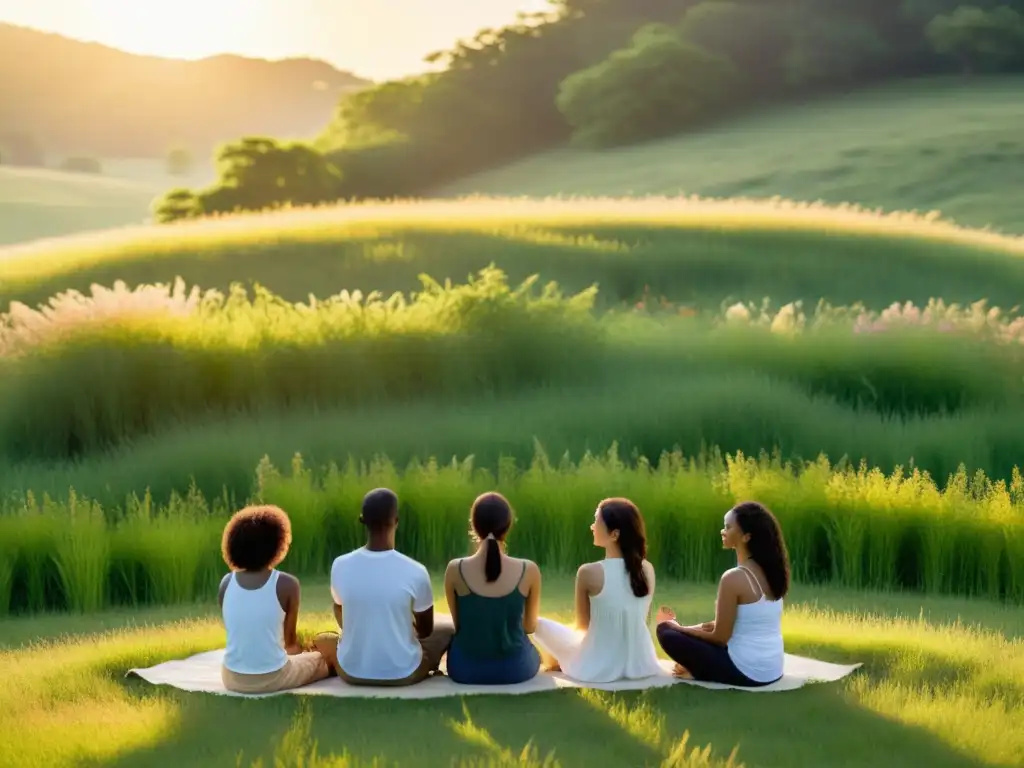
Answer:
[{"left": 656, "top": 623, "right": 776, "bottom": 688}]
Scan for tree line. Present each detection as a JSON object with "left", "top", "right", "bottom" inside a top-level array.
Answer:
[{"left": 155, "top": 1, "right": 1024, "bottom": 223}]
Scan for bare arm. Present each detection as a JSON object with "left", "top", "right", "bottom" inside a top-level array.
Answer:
[
  {"left": 676, "top": 572, "right": 740, "bottom": 646},
  {"left": 444, "top": 561, "right": 460, "bottom": 631},
  {"left": 276, "top": 573, "right": 303, "bottom": 654},
  {"left": 217, "top": 573, "right": 231, "bottom": 609},
  {"left": 574, "top": 564, "right": 594, "bottom": 632},
  {"left": 413, "top": 606, "right": 434, "bottom": 639},
  {"left": 522, "top": 561, "right": 541, "bottom": 634}
]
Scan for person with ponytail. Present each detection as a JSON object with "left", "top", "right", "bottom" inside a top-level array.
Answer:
[
  {"left": 531, "top": 498, "right": 662, "bottom": 683},
  {"left": 443, "top": 492, "right": 543, "bottom": 685},
  {"left": 656, "top": 501, "right": 790, "bottom": 687}
]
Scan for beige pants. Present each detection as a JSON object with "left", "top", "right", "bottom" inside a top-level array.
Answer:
[
  {"left": 316, "top": 616, "right": 455, "bottom": 687},
  {"left": 221, "top": 651, "right": 330, "bottom": 694}
]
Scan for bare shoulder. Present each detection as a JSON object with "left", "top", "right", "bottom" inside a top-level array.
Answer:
[
  {"left": 719, "top": 568, "right": 746, "bottom": 590},
  {"left": 277, "top": 571, "right": 301, "bottom": 594},
  {"left": 642, "top": 560, "right": 656, "bottom": 578},
  {"left": 576, "top": 561, "right": 601, "bottom": 584},
  {"left": 521, "top": 559, "right": 542, "bottom": 582},
  {"left": 218, "top": 572, "right": 232, "bottom": 601}
]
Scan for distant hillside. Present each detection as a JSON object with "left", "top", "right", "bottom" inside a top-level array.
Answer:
[
  {"left": 438, "top": 77, "right": 1024, "bottom": 236},
  {"left": 0, "top": 23, "right": 370, "bottom": 159}
]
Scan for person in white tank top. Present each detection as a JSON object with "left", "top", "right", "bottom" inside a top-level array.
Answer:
[
  {"left": 218, "top": 505, "right": 331, "bottom": 694},
  {"left": 532, "top": 498, "right": 662, "bottom": 683},
  {"left": 655, "top": 501, "right": 789, "bottom": 687}
]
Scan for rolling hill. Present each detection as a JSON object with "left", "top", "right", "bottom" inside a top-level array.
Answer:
[
  {"left": 0, "top": 23, "right": 369, "bottom": 159},
  {"left": 438, "top": 77, "right": 1024, "bottom": 235}
]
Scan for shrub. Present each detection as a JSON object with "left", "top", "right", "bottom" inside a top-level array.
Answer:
[
  {"left": 557, "top": 24, "right": 740, "bottom": 148},
  {"left": 0, "top": 269, "right": 603, "bottom": 460},
  {"left": 153, "top": 137, "right": 343, "bottom": 222},
  {"left": 926, "top": 5, "right": 1024, "bottom": 73}
]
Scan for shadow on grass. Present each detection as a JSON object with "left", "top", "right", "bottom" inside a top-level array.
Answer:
[{"left": 87, "top": 669, "right": 991, "bottom": 768}]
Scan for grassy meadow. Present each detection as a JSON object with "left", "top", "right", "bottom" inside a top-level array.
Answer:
[
  {"left": 0, "top": 159, "right": 214, "bottom": 247},
  {"left": 1, "top": 576, "right": 1022, "bottom": 767},
  {"left": 439, "top": 78, "right": 1024, "bottom": 236},
  {"left": 3, "top": 144, "right": 1024, "bottom": 763},
  {"left": 3, "top": 196, "right": 1024, "bottom": 313}
]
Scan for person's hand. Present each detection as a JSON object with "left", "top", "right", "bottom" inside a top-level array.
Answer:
[
  {"left": 655, "top": 605, "right": 676, "bottom": 625},
  {"left": 700, "top": 621, "right": 715, "bottom": 632},
  {"left": 285, "top": 643, "right": 303, "bottom": 655}
]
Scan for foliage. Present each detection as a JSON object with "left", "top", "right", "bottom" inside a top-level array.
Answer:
[
  {"left": 0, "top": 268, "right": 601, "bottom": 459},
  {"left": 58, "top": 156, "right": 102, "bottom": 174},
  {"left": 153, "top": 137, "right": 343, "bottom": 222},
  {"left": 165, "top": 146, "right": 193, "bottom": 176},
  {"left": 926, "top": 5, "right": 1024, "bottom": 72},
  {"left": 556, "top": 24, "right": 740, "bottom": 147},
  {"left": 2, "top": 445, "right": 1024, "bottom": 616},
  {"left": 160, "top": 0, "right": 1024, "bottom": 212},
  {"left": 676, "top": 2, "right": 793, "bottom": 95}
]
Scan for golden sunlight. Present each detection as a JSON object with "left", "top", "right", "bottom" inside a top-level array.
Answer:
[{"left": 76, "top": 0, "right": 262, "bottom": 59}]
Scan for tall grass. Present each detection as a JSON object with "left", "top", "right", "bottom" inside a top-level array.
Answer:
[
  {"left": 0, "top": 269, "right": 602, "bottom": 460},
  {"left": 5, "top": 270, "right": 1024, "bottom": 465},
  {"left": 2, "top": 445, "right": 1023, "bottom": 616}
]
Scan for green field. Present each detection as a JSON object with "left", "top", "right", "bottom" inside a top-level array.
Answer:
[
  {"left": 0, "top": 160, "right": 214, "bottom": 247},
  {"left": 4, "top": 73, "right": 1024, "bottom": 768},
  {"left": 3, "top": 196, "right": 1024, "bottom": 313},
  {"left": 2, "top": 575, "right": 1021, "bottom": 767},
  {"left": 439, "top": 78, "right": 1024, "bottom": 236}
]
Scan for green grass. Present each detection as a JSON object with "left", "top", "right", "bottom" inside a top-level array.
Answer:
[
  {"left": 1, "top": 575, "right": 1021, "bottom": 767},
  {"left": 3, "top": 197, "right": 1024, "bottom": 316},
  {"left": 6, "top": 266, "right": 1024, "bottom": 484},
  {"left": 439, "top": 77, "right": 1024, "bottom": 236},
  {"left": 0, "top": 160, "right": 214, "bottom": 247},
  {"left": 4, "top": 447, "right": 1024, "bottom": 616}
]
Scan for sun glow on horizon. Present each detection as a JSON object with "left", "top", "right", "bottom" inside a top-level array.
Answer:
[{"left": 0, "top": 0, "right": 555, "bottom": 79}]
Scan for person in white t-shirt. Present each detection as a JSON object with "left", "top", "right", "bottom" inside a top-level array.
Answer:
[{"left": 314, "top": 488, "right": 454, "bottom": 686}]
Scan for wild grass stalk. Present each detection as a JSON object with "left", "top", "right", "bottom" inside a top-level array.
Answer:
[{"left": 3, "top": 445, "right": 1024, "bottom": 615}]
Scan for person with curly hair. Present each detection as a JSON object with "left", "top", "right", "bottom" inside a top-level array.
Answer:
[
  {"left": 218, "top": 504, "right": 330, "bottom": 694},
  {"left": 656, "top": 501, "right": 790, "bottom": 687},
  {"left": 531, "top": 498, "right": 663, "bottom": 683}
]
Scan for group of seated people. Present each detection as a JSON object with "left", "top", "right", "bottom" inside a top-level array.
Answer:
[{"left": 218, "top": 488, "right": 791, "bottom": 695}]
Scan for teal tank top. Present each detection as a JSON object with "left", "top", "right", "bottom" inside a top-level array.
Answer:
[{"left": 450, "top": 559, "right": 529, "bottom": 660}]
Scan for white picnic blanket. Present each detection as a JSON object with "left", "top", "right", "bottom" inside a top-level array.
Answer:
[{"left": 127, "top": 650, "right": 861, "bottom": 699}]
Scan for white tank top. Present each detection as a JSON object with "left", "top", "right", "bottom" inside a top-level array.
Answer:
[
  {"left": 726, "top": 565, "right": 784, "bottom": 683},
  {"left": 222, "top": 570, "right": 288, "bottom": 675},
  {"left": 563, "top": 560, "right": 662, "bottom": 683}
]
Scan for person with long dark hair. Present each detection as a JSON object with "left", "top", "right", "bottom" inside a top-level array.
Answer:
[
  {"left": 444, "top": 492, "right": 543, "bottom": 685},
  {"left": 656, "top": 501, "right": 790, "bottom": 687},
  {"left": 532, "top": 498, "right": 662, "bottom": 683}
]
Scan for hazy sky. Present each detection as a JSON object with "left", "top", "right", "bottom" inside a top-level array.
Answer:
[{"left": 0, "top": 0, "right": 554, "bottom": 80}]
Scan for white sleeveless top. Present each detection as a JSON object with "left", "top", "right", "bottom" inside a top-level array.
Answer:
[
  {"left": 727, "top": 565, "right": 784, "bottom": 683},
  {"left": 222, "top": 570, "right": 288, "bottom": 675},
  {"left": 563, "top": 560, "right": 662, "bottom": 683}
]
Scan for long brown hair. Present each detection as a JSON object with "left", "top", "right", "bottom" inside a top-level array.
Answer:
[{"left": 598, "top": 498, "right": 649, "bottom": 597}]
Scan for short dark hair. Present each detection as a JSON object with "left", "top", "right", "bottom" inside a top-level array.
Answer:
[
  {"left": 361, "top": 487, "right": 398, "bottom": 530},
  {"left": 221, "top": 505, "right": 292, "bottom": 571}
]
